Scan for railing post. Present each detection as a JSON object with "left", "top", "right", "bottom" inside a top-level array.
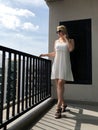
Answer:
[{"left": 0, "top": 51, "right": 5, "bottom": 124}]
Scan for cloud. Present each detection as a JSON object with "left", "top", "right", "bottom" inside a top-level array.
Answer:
[
  {"left": 13, "top": 0, "right": 46, "bottom": 7},
  {"left": 0, "top": 15, "right": 20, "bottom": 30},
  {"left": 0, "top": 4, "right": 35, "bottom": 17},
  {"left": 22, "top": 23, "right": 39, "bottom": 31},
  {"left": 0, "top": 4, "right": 39, "bottom": 31}
]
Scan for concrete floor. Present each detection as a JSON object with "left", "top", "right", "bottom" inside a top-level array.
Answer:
[{"left": 29, "top": 103, "right": 98, "bottom": 130}]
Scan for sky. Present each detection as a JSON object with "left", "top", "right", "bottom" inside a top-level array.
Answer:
[{"left": 0, "top": 0, "right": 49, "bottom": 56}]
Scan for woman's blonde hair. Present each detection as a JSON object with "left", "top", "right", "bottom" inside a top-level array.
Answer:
[{"left": 57, "top": 25, "right": 69, "bottom": 37}]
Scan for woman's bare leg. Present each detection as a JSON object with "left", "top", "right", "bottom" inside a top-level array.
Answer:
[{"left": 55, "top": 79, "right": 65, "bottom": 108}]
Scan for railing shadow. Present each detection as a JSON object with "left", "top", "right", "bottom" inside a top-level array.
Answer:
[
  {"left": 62, "top": 105, "right": 98, "bottom": 130},
  {"left": 29, "top": 104, "right": 98, "bottom": 130}
]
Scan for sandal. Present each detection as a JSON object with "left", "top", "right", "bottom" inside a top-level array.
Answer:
[
  {"left": 61, "top": 104, "right": 67, "bottom": 112},
  {"left": 55, "top": 108, "right": 61, "bottom": 119}
]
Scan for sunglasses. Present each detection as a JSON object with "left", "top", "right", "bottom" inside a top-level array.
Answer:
[{"left": 56, "top": 30, "right": 62, "bottom": 34}]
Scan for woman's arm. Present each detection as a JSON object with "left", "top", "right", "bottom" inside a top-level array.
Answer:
[
  {"left": 63, "top": 35, "right": 75, "bottom": 52},
  {"left": 40, "top": 52, "right": 55, "bottom": 58},
  {"left": 40, "top": 41, "right": 56, "bottom": 58}
]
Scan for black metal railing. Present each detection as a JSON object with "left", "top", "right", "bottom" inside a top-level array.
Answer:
[{"left": 0, "top": 45, "right": 51, "bottom": 130}]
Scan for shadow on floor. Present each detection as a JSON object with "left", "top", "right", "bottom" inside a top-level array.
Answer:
[{"left": 28, "top": 103, "right": 98, "bottom": 130}]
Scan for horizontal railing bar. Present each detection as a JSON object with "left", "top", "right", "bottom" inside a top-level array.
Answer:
[{"left": 0, "top": 45, "right": 50, "bottom": 61}]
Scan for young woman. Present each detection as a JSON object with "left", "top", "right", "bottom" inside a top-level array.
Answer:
[{"left": 40, "top": 25, "right": 74, "bottom": 118}]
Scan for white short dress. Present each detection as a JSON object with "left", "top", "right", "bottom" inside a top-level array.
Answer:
[{"left": 51, "top": 40, "right": 74, "bottom": 81}]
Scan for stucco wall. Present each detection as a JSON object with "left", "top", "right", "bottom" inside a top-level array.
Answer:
[{"left": 46, "top": 0, "right": 98, "bottom": 103}]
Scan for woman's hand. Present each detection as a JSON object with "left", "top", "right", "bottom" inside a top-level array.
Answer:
[
  {"left": 39, "top": 52, "right": 55, "bottom": 58},
  {"left": 39, "top": 54, "right": 45, "bottom": 57},
  {"left": 63, "top": 35, "right": 69, "bottom": 42}
]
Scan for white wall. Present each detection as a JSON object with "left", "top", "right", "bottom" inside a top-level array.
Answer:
[{"left": 46, "top": 0, "right": 98, "bottom": 103}]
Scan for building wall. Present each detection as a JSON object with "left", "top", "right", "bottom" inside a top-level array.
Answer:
[{"left": 45, "top": 0, "right": 98, "bottom": 103}]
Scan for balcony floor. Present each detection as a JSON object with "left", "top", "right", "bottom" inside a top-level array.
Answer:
[{"left": 29, "top": 102, "right": 98, "bottom": 130}]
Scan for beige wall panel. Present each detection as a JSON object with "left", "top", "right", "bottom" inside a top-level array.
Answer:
[{"left": 46, "top": 0, "right": 98, "bottom": 103}]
